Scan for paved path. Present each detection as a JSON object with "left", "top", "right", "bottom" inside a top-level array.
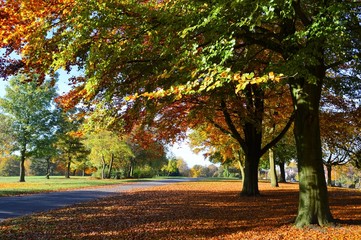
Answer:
[{"left": 0, "top": 178, "right": 196, "bottom": 222}]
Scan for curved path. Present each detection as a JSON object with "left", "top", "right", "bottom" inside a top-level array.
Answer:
[{"left": 0, "top": 178, "right": 196, "bottom": 222}]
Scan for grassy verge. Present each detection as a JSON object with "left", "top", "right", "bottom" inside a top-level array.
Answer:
[
  {"left": 0, "top": 176, "right": 198, "bottom": 197},
  {"left": 0, "top": 176, "right": 136, "bottom": 197}
]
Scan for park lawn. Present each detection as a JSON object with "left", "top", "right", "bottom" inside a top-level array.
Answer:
[
  {"left": 0, "top": 176, "right": 138, "bottom": 197},
  {"left": 1, "top": 181, "right": 361, "bottom": 239}
]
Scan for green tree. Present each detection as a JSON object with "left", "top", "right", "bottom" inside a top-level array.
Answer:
[
  {"left": 83, "top": 130, "right": 133, "bottom": 179},
  {"left": 30, "top": 107, "right": 62, "bottom": 178},
  {"left": 127, "top": 132, "right": 168, "bottom": 178},
  {"left": 0, "top": 75, "right": 58, "bottom": 182},
  {"left": 0, "top": 113, "right": 15, "bottom": 175},
  {"left": 162, "top": 158, "right": 180, "bottom": 176},
  {"left": 56, "top": 109, "right": 89, "bottom": 178}
]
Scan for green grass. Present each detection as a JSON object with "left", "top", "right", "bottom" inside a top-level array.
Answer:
[
  {"left": 0, "top": 176, "right": 135, "bottom": 197},
  {"left": 0, "top": 175, "right": 196, "bottom": 197}
]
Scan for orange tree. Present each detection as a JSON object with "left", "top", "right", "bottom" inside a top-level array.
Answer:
[{"left": 1, "top": 0, "right": 360, "bottom": 227}]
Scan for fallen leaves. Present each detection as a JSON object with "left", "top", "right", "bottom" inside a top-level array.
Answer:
[{"left": 1, "top": 180, "right": 361, "bottom": 239}]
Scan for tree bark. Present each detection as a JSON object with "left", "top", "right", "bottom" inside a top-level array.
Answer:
[
  {"left": 18, "top": 140, "right": 27, "bottom": 182},
  {"left": 107, "top": 153, "right": 114, "bottom": 179},
  {"left": 46, "top": 157, "right": 51, "bottom": 179},
  {"left": 241, "top": 152, "right": 260, "bottom": 196},
  {"left": 65, "top": 158, "right": 71, "bottom": 178},
  {"left": 240, "top": 85, "right": 263, "bottom": 196},
  {"left": 278, "top": 161, "right": 286, "bottom": 183},
  {"left": 326, "top": 164, "right": 332, "bottom": 187},
  {"left": 101, "top": 155, "right": 106, "bottom": 179},
  {"left": 237, "top": 152, "right": 245, "bottom": 189},
  {"left": 269, "top": 148, "right": 279, "bottom": 187},
  {"left": 19, "top": 151, "right": 26, "bottom": 182},
  {"left": 290, "top": 77, "right": 333, "bottom": 227}
]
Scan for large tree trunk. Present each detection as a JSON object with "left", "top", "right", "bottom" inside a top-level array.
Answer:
[
  {"left": 269, "top": 148, "right": 279, "bottom": 187},
  {"left": 242, "top": 152, "right": 260, "bottom": 196},
  {"left": 278, "top": 161, "right": 286, "bottom": 183},
  {"left": 240, "top": 85, "right": 264, "bottom": 196},
  {"left": 241, "top": 122, "right": 262, "bottom": 196},
  {"left": 290, "top": 77, "right": 333, "bottom": 227}
]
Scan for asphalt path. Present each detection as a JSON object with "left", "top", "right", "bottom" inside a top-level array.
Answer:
[{"left": 0, "top": 178, "right": 196, "bottom": 222}]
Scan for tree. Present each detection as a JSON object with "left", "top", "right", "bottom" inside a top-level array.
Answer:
[
  {"left": 56, "top": 109, "right": 89, "bottom": 178},
  {"left": 83, "top": 130, "right": 133, "bottom": 179},
  {"left": 127, "top": 135, "right": 168, "bottom": 178},
  {"left": 273, "top": 132, "right": 297, "bottom": 183},
  {"left": 1, "top": 0, "right": 360, "bottom": 227},
  {"left": 189, "top": 124, "right": 246, "bottom": 183},
  {"left": 176, "top": 157, "right": 190, "bottom": 177},
  {"left": 0, "top": 74, "right": 58, "bottom": 181},
  {"left": 0, "top": 113, "right": 15, "bottom": 175},
  {"left": 30, "top": 107, "right": 62, "bottom": 178},
  {"left": 162, "top": 158, "right": 179, "bottom": 176},
  {"left": 320, "top": 91, "right": 360, "bottom": 186}
]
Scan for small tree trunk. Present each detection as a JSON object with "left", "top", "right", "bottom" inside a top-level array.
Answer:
[
  {"left": 290, "top": 77, "right": 333, "bottom": 227},
  {"left": 46, "top": 157, "right": 51, "bottom": 179},
  {"left": 101, "top": 155, "right": 106, "bottom": 179},
  {"left": 326, "top": 164, "right": 332, "bottom": 187},
  {"left": 278, "top": 161, "right": 286, "bottom": 183},
  {"left": 19, "top": 152, "right": 26, "bottom": 182},
  {"left": 65, "top": 157, "right": 71, "bottom": 178},
  {"left": 269, "top": 148, "right": 279, "bottom": 187},
  {"left": 129, "top": 158, "right": 135, "bottom": 177},
  {"left": 237, "top": 152, "right": 245, "bottom": 189},
  {"left": 107, "top": 153, "right": 114, "bottom": 179}
]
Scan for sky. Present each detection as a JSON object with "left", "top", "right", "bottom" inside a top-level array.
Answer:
[{"left": 0, "top": 72, "right": 212, "bottom": 168}]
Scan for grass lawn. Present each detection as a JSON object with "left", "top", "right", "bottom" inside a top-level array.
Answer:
[
  {"left": 1, "top": 180, "right": 361, "bottom": 239},
  {"left": 0, "top": 176, "right": 141, "bottom": 197}
]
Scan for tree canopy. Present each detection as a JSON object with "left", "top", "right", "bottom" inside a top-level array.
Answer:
[
  {"left": 0, "top": 0, "right": 360, "bottom": 227},
  {"left": 0, "top": 74, "right": 58, "bottom": 181}
]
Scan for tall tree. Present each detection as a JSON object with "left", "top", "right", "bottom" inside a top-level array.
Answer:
[{"left": 0, "top": 74, "right": 58, "bottom": 182}]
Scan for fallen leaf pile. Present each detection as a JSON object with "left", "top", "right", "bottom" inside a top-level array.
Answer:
[{"left": 1, "top": 180, "right": 361, "bottom": 239}]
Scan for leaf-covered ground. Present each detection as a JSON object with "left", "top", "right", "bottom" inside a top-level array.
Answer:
[{"left": 1, "top": 180, "right": 361, "bottom": 239}]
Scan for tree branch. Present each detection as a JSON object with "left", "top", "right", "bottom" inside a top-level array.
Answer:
[
  {"left": 260, "top": 111, "right": 295, "bottom": 156},
  {"left": 220, "top": 100, "right": 247, "bottom": 151}
]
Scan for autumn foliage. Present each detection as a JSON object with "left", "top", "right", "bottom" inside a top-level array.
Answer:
[{"left": 1, "top": 181, "right": 361, "bottom": 239}]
